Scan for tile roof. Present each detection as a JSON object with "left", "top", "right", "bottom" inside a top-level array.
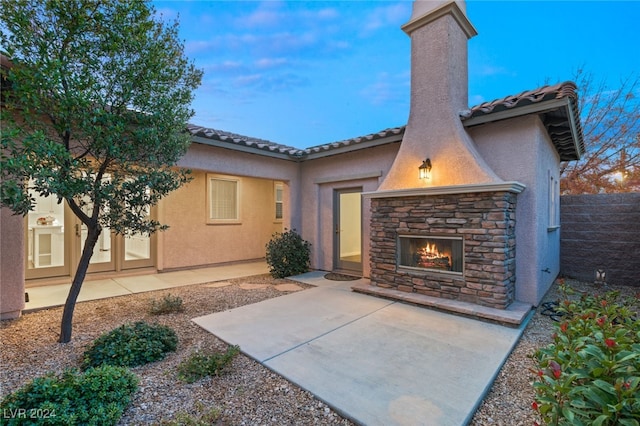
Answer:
[
  {"left": 302, "top": 127, "right": 405, "bottom": 155},
  {"left": 461, "top": 81, "right": 585, "bottom": 160},
  {"left": 188, "top": 82, "right": 584, "bottom": 162},
  {"left": 463, "top": 81, "right": 578, "bottom": 117},
  {"left": 187, "top": 123, "right": 405, "bottom": 160},
  {"left": 186, "top": 124, "right": 303, "bottom": 156}
]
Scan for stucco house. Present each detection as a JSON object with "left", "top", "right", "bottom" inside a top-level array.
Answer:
[{"left": 0, "top": 0, "right": 583, "bottom": 321}]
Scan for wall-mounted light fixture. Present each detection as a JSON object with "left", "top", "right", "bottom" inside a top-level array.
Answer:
[
  {"left": 419, "top": 158, "right": 432, "bottom": 180},
  {"left": 595, "top": 268, "right": 607, "bottom": 286}
]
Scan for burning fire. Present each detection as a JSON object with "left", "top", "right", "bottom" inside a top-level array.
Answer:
[{"left": 418, "top": 243, "right": 443, "bottom": 259}]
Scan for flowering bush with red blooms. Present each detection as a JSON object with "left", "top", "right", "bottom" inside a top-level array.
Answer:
[{"left": 531, "top": 281, "right": 640, "bottom": 426}]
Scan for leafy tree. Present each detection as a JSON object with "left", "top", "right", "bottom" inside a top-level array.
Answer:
[
  {"left": 0, "top": 0, "right": 202, "bottom": 342},
  {"left": 560, "top": 69, "right": 640, "bottom": 193}
]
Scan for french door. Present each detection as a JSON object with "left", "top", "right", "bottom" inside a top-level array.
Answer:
[{"left": 25, "top": 187, "right": 154, "bottom": 281}]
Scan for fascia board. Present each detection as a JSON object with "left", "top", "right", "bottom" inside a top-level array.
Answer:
[
  {"left": 190, "top": 135, "right": 298, "bottom": 161},
  {"left": 461, "top": 98, "right": 570, "bottom": 127},
  {"left": 303, "top": 133, "right": 403, "bottom": 160}
]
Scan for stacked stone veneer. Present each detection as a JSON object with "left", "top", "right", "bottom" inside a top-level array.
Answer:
[{"left": 370, "top": 191, "right": 518, "bottom": 309}]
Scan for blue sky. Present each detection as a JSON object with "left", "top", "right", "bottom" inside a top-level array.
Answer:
[{"left": 153, "top": 1, "right": 639, "bottom": 148}]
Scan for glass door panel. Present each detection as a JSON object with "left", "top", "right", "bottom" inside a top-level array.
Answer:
[
  {"left": 122, "top": 204, "right": 155, "bottom": 270},
  {"left": 78, "top": 175, "right": 115, "bottom": 273},
  {"left": 334, "top": 188, "right": 362, "bottom": 273},
  {"left": 79, "top": 223, "right": 114, "bottom": 269},
  {"left": 124, "top": 233, "right": 150, "bottom": 261},
  {"left": 25, "top": 182, "right": 70, "bottom": 279}
]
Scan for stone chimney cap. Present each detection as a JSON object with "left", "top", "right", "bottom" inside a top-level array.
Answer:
[{"left": 402, "top": 1, "right": 477, "bottom": 38}]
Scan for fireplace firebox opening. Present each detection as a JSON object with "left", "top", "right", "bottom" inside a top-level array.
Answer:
[{"left": 398, "top": 235, "right": 463, "bottom": 274}]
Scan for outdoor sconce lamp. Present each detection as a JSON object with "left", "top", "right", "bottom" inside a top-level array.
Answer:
[{"left": 419, "top": 158, "right": 432, "bottom": 180}]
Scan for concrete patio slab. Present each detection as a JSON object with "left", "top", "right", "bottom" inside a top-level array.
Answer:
[
  {"left": 191, "top": 262, "right": 270, "bottom": 281},
  {"left": 194, "top": 285, "right": 394, "bottom": 362},
  {"left": 23, "top": 261, "right": 268, "bottom": 312},
  {"left": 193, "top": 272, "right": 528, "bottom": 426},
  {"left": 77, "top": 279, "right": 131, "bottom": 301},
  {"left": 274, "top": 283, "right": 304, "bottom": 292},
  {"left": 114, "top": 274, "right": 174, "bottom": 293}
]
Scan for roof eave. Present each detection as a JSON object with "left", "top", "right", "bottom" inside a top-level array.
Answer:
[
  {"left": 190, "top": 135, "right": 300, "bottom": 161},
  {"left": 565, "top": 98, "right": 584, "bottom": 160},
  {"left": 462, "top": 97, "right": 584, "bottom": 161},
  {"left": 461, "top": 97, "right": 568, "bottom": 126}
]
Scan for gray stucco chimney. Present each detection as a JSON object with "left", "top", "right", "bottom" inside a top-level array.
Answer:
[{"left": 378, "top": 0, "right": 502, "bottom": 190}]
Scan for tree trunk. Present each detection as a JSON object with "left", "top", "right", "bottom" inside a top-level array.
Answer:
[{"left": 58, "top": 225, "right": 101, "bottom": 343}]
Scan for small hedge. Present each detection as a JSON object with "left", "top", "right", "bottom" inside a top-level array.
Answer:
[
  {"left": 149, "top": 294, "right": 185, "bottom": 315},
  {"left": 0, "top": 365, "right": 138, "bottom": 426},
  {"left": 177, "top": 345, "right": 240, "bottom": 383},
  {"left": 82, "top": 321, "right": 178, "bottom": 370},
  {"left": 532, "top": 282, "right": 640, "bottom": 426},
  {"left": 265, "top": 228, "right": 311, "bottom": 278}
]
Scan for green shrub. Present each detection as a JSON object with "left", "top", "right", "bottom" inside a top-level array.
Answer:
[
  {"left": 149, "top": 294, "right": 185, "bottom": 315},
  {"left": 0, "top": 365, "right": 138, "bottom": 426},
  {"left": 177, "top": 345, "right": 240, "bottom": 383},
  {"left": 82, "top": 321, "right": 178, "bottom": 370},
  {"left": 265, "top": 228, "right": 311, "bottom": 278},
  {"left": 157, "top": 402, "right": 221, "bottom": 425},
  {"left": 532, "top": 283, "right": 640, "bottom": 426}
]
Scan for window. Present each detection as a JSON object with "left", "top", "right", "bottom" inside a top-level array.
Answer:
[
  {"left": 548, "top": 172, "right": 559, "bottom": 230},
  {"left": 207, "top": 175, "right": 240, "bottom": 223},
  {"left": 274, "top": 182, "right": 283, "bottom": 221}
]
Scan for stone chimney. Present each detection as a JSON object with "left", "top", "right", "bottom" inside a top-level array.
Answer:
[{"left": 378, "top": 0, "right": 502, "bottom": 190}]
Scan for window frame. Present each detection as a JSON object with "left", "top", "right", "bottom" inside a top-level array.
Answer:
[
  {"left": 206, "top": 174, "right": 241, "bottom": 225},
  {"left": 548, "top": 171, "right": 559, "bottom": 231},
  {"left": 274, "top": 181, "right": 284, "bottom": 222}
]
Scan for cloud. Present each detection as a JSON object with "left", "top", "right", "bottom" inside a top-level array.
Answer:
[
  {"left": 244, "top": 9, "right": 281, "bottom": 27},
  {"left": 153, "top": 6, "right": 179, "bottom": 21},
  {"left": 361, "top": 3, "right": 411, "bottom": 35},
  {"left": 206, "top": 60, "right": 244, "bottom": 72},
  {"left": 360, "top": 71, "right": 409, "bottom": 107},
  {"left": 255, "top": 57, "right": 289, "bottom": 69},
  {"left": 300, "top": 7, "right": 340, "bottom": 21},
  {"left": 475, "top": 64, "right": 514, "bottom": 77},
  {"left": 232, "top": 72, "right": 309, "bottom": 92},
  {"left": 469, "top": 94, "right": 486, "bottom": 106},
  {"left": 185, "top": 40, "right": 221, "bottom": 54},
  {"left": 237, "top": 1, "right": 339, "bottom": 29}
]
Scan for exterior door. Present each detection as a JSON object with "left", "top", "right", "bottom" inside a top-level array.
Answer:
[
  {"left": 77, "top": 191, "right": 116, "bottom": 274},
  {"left": 78, "top": 220, "right": 116, "bottom": 273},
  {"left": 24, "top": 184, "right": 71, "bottom": 280},
  {"left": 25, "top": 189, "right": 155, "bottom": 281},
  {"left": 121, "top": 205, "right": 156, "bottom": 270},
  {"left": 334, "top": 188, "right": 362, "bottom": 274}
]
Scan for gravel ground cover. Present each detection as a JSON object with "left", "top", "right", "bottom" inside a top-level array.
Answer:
[{"left": 1, "top": 274, "right": 637, "bottom": 425}]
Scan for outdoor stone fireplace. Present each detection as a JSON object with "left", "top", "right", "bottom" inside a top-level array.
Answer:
[
  {"left": 353, "top": 0, "right": 581, "bottom": 321},
  {"left": 368, "top": 186, "right": 522, "bottom": 310}
]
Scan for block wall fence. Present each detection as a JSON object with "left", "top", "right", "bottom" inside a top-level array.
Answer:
[{"left": 560, "top": 193, "right": 640, "bottom": 287}]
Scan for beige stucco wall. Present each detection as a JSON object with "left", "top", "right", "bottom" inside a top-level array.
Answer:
[
  {"left": 178, "top": 142, "right": 301, "bottom": 228},
  {"left": 469, "top": 115, "right": 561, "bottom": 306},
  {"left": 299, "top": 142, "right": 401, "bottom": 277},
  {"left": 1, "top": 207, "right": 25, "bottom": 319},
  {"left": 160, "top": 170, "right": 286, "bottom": 270},
  {"left": 160, "top": 140, "right": 400, "bottom": 276},
  {"left": 155, "top": 142, "right": 301, "bottom": 271}
]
